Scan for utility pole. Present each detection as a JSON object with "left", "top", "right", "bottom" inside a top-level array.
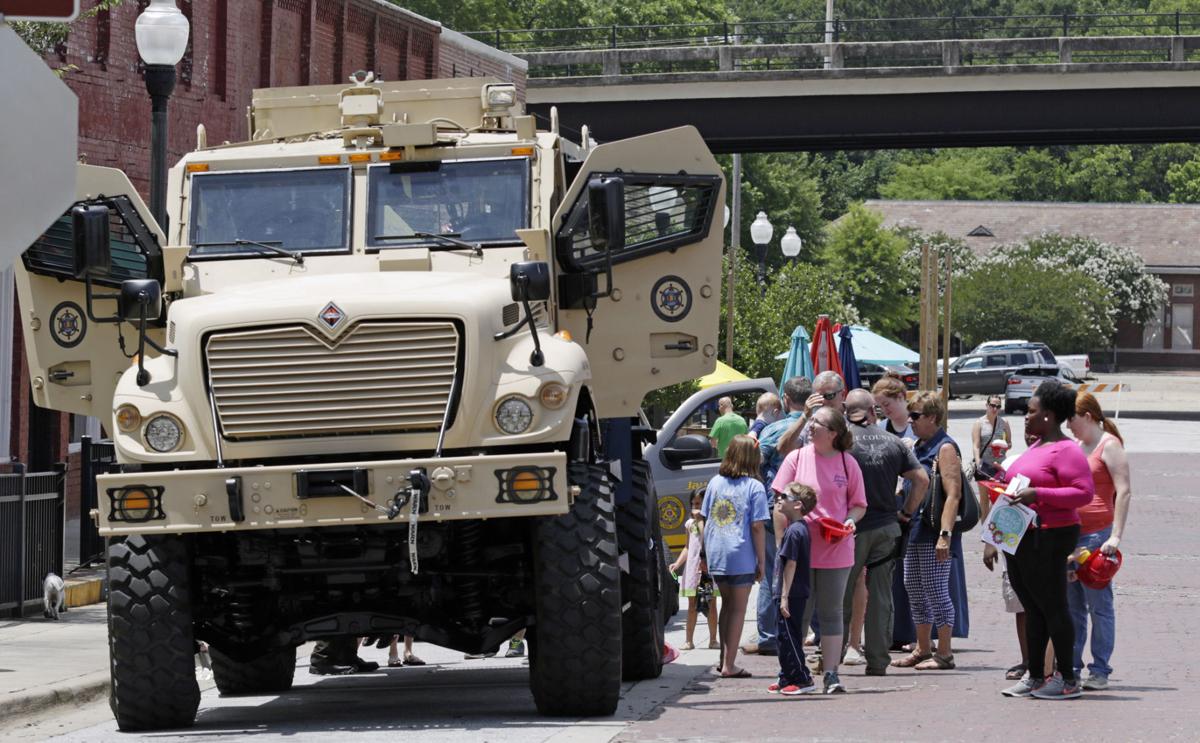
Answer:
[
  {"left": 726, "top": 153, "right": 741, "bottom": 366},
  {"left": 942, "top": 249, "right": 952, "bottom": 406},
  {"left": 918, "top": 243, "right": 931, "bottom": 390},
  {"left": 824, "top": 0, "right": 835, "bottom": 69}
]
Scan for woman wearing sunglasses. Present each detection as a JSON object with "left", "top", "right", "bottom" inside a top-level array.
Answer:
[
  {"left": 892, "top": 392, "right": 962, "bottom": 671},
  {"left": 972, "top": 395, "right": 1012, "bottom": 480}
]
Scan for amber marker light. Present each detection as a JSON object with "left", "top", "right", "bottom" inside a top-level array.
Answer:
[
  {"left": 116, "top": 404, "right": 142, "bottom": 433},
  {"left": 186, "top": 163, "right": 210, "bottom": 173},
  {"left": 318, "top": 155, "right": 341, "bottom": 165}
]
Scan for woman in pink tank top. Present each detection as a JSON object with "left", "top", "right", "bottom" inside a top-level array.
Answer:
[{"left": 1065, "top": 391, "right": 1132, "bottom": 690}]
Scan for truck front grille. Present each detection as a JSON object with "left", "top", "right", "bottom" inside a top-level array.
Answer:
[{"left": 205, "top": 321, "right": 460, "bottom": 440}]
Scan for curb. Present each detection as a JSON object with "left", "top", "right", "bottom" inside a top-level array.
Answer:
[
  {"left": 64, "top": 577, "right": 105, "bottom": 609},
  {"left": 1, "top": 671, "right": 110, "bottom": 721}
]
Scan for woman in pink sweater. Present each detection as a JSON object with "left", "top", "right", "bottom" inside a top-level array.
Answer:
[{"left": 999, "top": 381, "right": 1095, "bottom": 701}]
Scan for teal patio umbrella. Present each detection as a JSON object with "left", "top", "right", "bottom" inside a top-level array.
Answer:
[{"left": 780, "top": 324, "right": 813, "bottom": 389}]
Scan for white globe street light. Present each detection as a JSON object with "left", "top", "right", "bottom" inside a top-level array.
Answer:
[
  {"left": 135, "top": 0, "right": 190, "bottom": 232},
  {"left": 780, "top": 226, "right": 803, "bottom": 258},
  {"left": 749, "top": 211, "right": 773, "bottom": 295}
]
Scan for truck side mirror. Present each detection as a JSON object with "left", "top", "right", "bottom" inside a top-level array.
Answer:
[
  {"left": 72, "top": 204, "right": 112, "bottom": 279},
  {"left": 118, "top": 279, "right": 163, "bottom": 322},
  {"left": 662, "top": 433, "right": 714, "bottom": 467},
  {"left": 510, "top": 261, "right": 550, "bottom": 302},
  {"left": 587, "top": 177, "right": 625, "bottom": 253}
]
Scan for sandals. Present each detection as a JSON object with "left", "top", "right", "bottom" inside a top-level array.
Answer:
[
  {"left": 915, "top": 654, "right": 955, "bottom": 670},
  {"left": 720, "top": 668, "right": 752, "bottom": 678},
  {"left": 387, "top": 658, "right": 403, "bottom": 667},
  {"left": 890, "top": 651, "right": 933, "bottom": 668},
  {"left": 403, "top": 654, "right": 426, "bottom": 666},
  {"left": 1005, "top": 663, "right": 1028, "bottom": 680}
]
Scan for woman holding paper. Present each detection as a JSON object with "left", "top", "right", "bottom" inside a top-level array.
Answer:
[
  {"left": 892, "top": 392, "right": 961, "bottom": 671},
  {"left": 999, "top": 380, "right": 1095, "bottom": 701}
]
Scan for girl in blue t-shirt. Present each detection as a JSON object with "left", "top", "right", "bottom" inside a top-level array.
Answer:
[{"left": 703, "top": 434, "right": 770, "bottom": 679}]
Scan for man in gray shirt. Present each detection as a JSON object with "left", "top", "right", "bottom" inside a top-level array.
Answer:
[{"left": 843, "top": 389, "right": 929, "bottom": 675}]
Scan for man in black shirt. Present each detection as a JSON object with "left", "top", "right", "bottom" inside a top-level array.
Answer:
[{"left": 843, "top": 389, "right": 929, "bottom": 675}]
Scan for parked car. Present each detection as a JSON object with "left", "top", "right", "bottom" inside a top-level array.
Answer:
[
  {"left": 1004, "top": 364, "right": 1085, "bottom": 414},
  {"left": 642, "top": 378, "right": 778, "bottom": 558},
  {"left": 971, "top": 340, "right": 1091, "bottom": 379},
  {"left": 944, "top": 347, "right": 1053, "bottom": 397},
  {"left": 857, "top": 361, "right": 919, "bottom": 390}
]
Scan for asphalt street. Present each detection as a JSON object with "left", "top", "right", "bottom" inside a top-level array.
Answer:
[{"left": 9, "top": 413, "right": 1198, "bottom": 742}]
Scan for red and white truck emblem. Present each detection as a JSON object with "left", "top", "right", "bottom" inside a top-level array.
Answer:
[{"left": 318, "top": 302, "right": 345, "bottom": 330}]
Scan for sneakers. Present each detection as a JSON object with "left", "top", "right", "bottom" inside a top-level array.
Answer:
[
  {"left": 769, "top": 680, "right": 817, "bottom": 695},
  {"left": 464, "top": 651, "right": 497, "bottom": 659},
  {"left": 823, "top": 671, "right": 846, "bottom": 694},
  {"left": 1082, "top": 674, "right": 1109, "bottom": 691},
  {"left": 505, "top": 639, "right": 526, "bottom": 658},
  {"left": 309, "top": 662, "right": 355, "bottom": 676},
  {"left": 843, "top": 646, "right": 867, "bottom": 666},
  {"left": 1031, "top": 673, "right": 1082, "bottom": 700},
  {"left": 1000, "top": 675, "right": 1041, "bottom": 697}
]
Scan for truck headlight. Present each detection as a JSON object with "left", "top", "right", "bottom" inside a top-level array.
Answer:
[
  {"left": 144, "top": 415, "right": 183, "bottom": 453},
  {"left": 494, "top": 396, "right": 533, "bottom": 435}
]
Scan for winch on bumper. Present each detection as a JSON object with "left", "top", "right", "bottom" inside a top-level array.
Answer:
[{"left": 98, "top": 451, "right": 570, "bottom": 536}]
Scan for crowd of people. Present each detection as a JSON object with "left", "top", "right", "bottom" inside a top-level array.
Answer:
[{"left": 684, "top": 372, "right": 1132, "bottom": 699}]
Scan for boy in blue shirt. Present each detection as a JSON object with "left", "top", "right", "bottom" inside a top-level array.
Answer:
[{"left": 770, "top": 483, "right": 818, "bottom": 695}]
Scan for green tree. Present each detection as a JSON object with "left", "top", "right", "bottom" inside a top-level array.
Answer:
[
  {"left": 879, "top": 148, "right": 1014, "bottom": 201},
  {"left": 1010, "top": 148, "right": 1068, "bottom": 200},
  {"left": 1063, "top": 146, "right": 1148, "bottom": 202},
  {"left": 718, "top": 256, "right": 859, "bottom": 380},
  {"left": 955, "top": 258, "right": 1115, "bottom": 353},
  {"left": 823, "top": 204, "right": 917, "bottom": 335},
  {"left": 1166, "top": 157, "right": 1200, "bottom": 202}
]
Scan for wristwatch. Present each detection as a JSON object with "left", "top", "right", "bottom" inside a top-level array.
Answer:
[{"left": 939, "top": 529, "right": 952, "bottom": 539}]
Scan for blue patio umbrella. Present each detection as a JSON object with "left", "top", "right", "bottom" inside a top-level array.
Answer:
[
  {"left": 838, "top": 324, "right": 861, "bottom": 390},
  {"left": 779, "top": 324, "right": 813, "bottom": 389}
]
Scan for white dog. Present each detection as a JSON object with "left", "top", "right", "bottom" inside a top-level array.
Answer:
[{"left": 43, "top": 572, "right": 66, "bottom": 620}]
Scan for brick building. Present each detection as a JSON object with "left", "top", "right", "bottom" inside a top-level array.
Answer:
[
  {"left": 0, "top": 1, "right": 525, "bottom": 525},
  {"left": 865, "top": 199, "right": 1200, "bottom": 370}
]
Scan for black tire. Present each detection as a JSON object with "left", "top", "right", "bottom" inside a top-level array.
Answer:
[
  {"left": 1004, "top": 399, "right": 1016, "bottom": 415},
  {"left": 618, "top": 460, "right": 665, "bottom": 681},
  {"left": 658, "top": 519, "right": 679, "bottom": 626},
  {"left": 107, "top": 534, "right": 200, "bottom": 731},
  {"left": 210, "top": 645, "right": 297, "bottom": 696},
  {"left": 530, "top": 463, "right": 621, "bottom": 717}
]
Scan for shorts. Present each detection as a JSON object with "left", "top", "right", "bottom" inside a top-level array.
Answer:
[
  {"left": 1001, "top": 571, "right": 1024, "bottom": 613},
  {"left": 714, "top": 573, "right": 756, "bottom": 587}
]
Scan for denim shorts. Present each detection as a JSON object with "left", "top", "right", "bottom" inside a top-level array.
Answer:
[{"left": 714, "top": 573, "right": 756, "bottom": 587}]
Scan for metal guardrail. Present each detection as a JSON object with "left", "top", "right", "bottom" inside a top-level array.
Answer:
[
  {"left": 466, "top": 12, "right": 1200, "bottom": 53},
  {"left": 520, "top": 34, "right": 1200, "bottom": 81},
  {"left": 0, "top": 464, "right": 66, "bottom": 617}
]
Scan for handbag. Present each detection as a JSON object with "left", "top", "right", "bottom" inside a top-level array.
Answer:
[
  {"left": 971, "top": 420, "right": 1001, "bottom": 482},
  {"left": 924, "top": 453, "right": 981, "bottom": 533}
]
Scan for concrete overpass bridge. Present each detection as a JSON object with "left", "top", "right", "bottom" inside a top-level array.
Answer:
[{"left": 514, "top": 35, "right": 1200, "bottom": 152}]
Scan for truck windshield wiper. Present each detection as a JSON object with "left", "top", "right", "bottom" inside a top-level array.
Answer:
[
  {"left": 194, "top": 239, "right": 304, "bottom": 265},
  {"left": 375, "top": 232, "right": 482, "bottom": 256}
]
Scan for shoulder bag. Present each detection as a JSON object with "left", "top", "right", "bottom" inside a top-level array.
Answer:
[{"left": 924, "top": 451, "right": 981, "bottom": 533}]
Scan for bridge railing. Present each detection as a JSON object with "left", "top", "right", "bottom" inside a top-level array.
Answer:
[
  {"left": 465, "top": 12, "right": 1200, "bottom": 53},
  {"left": 520, "top": 34, "right": 1200, "bottom": 80}
]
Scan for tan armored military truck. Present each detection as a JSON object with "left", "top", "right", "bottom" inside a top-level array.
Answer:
[{"left": 14, "top": 75, "right": 724, "bottom": 730}]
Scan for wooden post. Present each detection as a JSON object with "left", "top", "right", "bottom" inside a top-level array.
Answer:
[
  {"left": 919, "top": 243, "right": 930, "bottom": 390},
  {"left": 942, "top": 248, "right": 952, "bottom": 406}
]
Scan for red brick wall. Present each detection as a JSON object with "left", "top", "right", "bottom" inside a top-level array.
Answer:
[
  {"left": 438, "top": 29, "right": 527, "bottom": 100},
  {"left": 54, "top": 0, "right": 442, "bottom": 199}
]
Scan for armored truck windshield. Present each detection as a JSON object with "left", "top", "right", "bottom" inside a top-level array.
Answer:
[
  {"left": 189, "top": 167, "right": 351, "bottom": 258},
  {"left": 368, "top": 157, "right": 528, "bottom": 248}
]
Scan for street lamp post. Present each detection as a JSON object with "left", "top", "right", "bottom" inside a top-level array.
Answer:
[
  {"left": 780, "top": 226, "right": 803, "bottom": 260},
  {"left": 749, "top": 211, "right": 773, "bottom": 296},
  {"left": 135, "top": 0, "right": 190, "bottom": 233}
]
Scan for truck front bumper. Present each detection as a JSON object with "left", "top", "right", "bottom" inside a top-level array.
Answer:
[{"left": 97, "top": 451, "right": 569, "bottom": 536}]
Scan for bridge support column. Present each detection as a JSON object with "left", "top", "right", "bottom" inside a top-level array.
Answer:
[
  {"left": 1058, "top": 38, "right": 1073, "bottom": 64},
  {"left": 718, "top": 46, "right": 733, "bottom": 72},
  {"left": 941, "top": 40, "right": 960, "bottom": 68},
  {"left": 603, "top": 50, "right": 620, "bottom": 77},
  {"left": 1171, "top": 36, "right": 1185, "bottom": 64}
]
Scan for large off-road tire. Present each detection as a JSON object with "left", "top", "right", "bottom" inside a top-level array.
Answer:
[
  {"left": 107, "top": 534, "right": 201, "bottom": 731},
  {"left": 210, "top": 645, "right": 297, "bottom": 696},
  {"left": 618, "top": 460, "right": 665, "bottom": 681},
  {"left": 658, "top": 518, "right": 680, "bottom": 626},
  {"left": 530, "top": 463, "right": 621, "bottom": 717}
]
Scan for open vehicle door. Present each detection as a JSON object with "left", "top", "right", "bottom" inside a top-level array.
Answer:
[
  {"left": 552, "top": 126, "right": 725, "bottom": 419},
  {"left": 13, "top": 164, "right": 165, "bottom": 419}
]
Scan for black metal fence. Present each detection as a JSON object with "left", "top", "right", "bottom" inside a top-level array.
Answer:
[
  {"left": 77, "top": 436, "right": 116, "bottom": 569},
  {"left": 466, "top": 11, "right": 1200, "bottom": 52},
  {"left": 0, "top": 464, "right": 66, "bottom": 617}
]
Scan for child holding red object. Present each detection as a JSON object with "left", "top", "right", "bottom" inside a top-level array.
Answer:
[
  {"left": 769, "top": 483, "right": 819, "bottom": 696},
  {"left": 670, "top": 488, "right": 720, "bottom": 650}
]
